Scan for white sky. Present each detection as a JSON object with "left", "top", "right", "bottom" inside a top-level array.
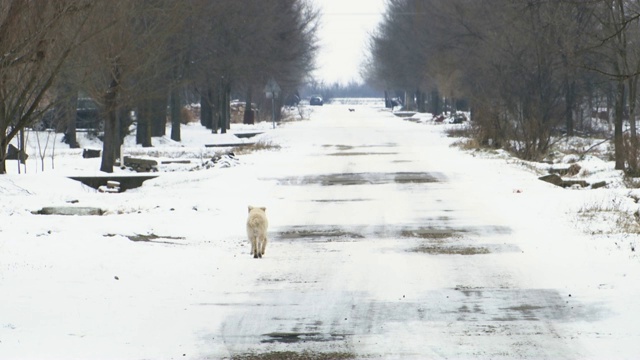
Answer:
[{"left": 311, "top": 0, "right": 387, "bottom": 85}]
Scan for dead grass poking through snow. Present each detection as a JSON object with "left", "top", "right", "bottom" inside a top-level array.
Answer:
[
  {"left": 450, "top": 138, "right": 480, "bottom": 151},
  {"left": 577, "top": 195, "right": 640, "bottom": 235},
  {"left": 232, "top": 140, "right": 281, "bottom": 155}
]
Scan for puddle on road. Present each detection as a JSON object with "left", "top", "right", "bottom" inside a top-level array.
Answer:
[
  {"left": 276, "top": 224, "right": 517, "bottom": 255},
  {"left": 400, "top": 228, "right": 457, "bottom": 239},
  {"left": 393, "top": 172, "right": 441, "bottom": 184},
  {"left": 277, "top": 225, "right": 508, "bottom": 240},
  {"left": 311, "top": 198, "right": 371, "bottom": 203},
  {"left": 400, "top": 225, "right": 515, "bottom": 255},
  {"left": 323, "top": 143, "right": 397, "bottom": 150},
  {"left": 275, "top": 172, "right": 443, "bottom": 186},
  {"left": 261, "top": 332, "right": 350, "bottom": 344},
  {"left": 504, "top": 305, "right": 546, "bottom": 321},
  {"left": 278, "top": 226, "right": 365, "bottom": 241},
  {"left": 104, "top": 233, "right": 186, "bottom": 245},
  {"left": 357, "top": 288, "right": 606, "bottom": 324},
  {"left": 321, "top": 143, "right": 404, "bottom": 160},
  {"left": 447, "top": 287, "right": 606, "bottom": 322},
  {"left": 232, "top": 350, "right": 356, "bottom": 360},
  {"left": 327, "top": 152, "right": 398, "bottom": 156},
  {"left": 215, "top": 286, "right": 605, "bottom": 359},
  {"left": 413, "top": 245, "right": 491, "bottom": 255},
  {"left": 323, "top": 144, "right": 355, "bottom": 151}
]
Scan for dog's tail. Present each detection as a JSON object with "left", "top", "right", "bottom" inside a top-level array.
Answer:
[
  {"left": 248, "top": 217, "right": 267, "bottom": 236},
  {"left": 248, "top": 217, "right": 263, "bottom": 228}
]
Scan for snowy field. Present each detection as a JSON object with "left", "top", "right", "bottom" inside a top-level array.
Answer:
[{"left": 1, "top": 100, "right": 639, "bottom": 359}]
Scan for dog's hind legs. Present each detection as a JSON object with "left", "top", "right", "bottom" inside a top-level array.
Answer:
[
  {"left": 260, "top": 237, "right": 267, "bottom": 256},
  {"left": 250, "top": 237, "right": 259, "bottom": 258}
]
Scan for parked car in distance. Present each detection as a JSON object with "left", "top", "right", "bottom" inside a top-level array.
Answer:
[
  {"left": 76, "top": 98, "right": 100, "bottom": 129},
  {"left": 310, "top": 95, "right": 323, "bottom": 106},
  {"left": 34, "top": 97, "right": 101, "bottom": 131}
]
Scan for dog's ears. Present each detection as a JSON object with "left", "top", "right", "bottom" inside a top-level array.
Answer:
[
  {"left": 248, "top": 206, "right": 266, "bottom": 212},
  {"left": 248, "top": 206, "right": 253, "bottom": 213},
  {"left": 260, "top": 207, "right": 266, "bottom": 212}
]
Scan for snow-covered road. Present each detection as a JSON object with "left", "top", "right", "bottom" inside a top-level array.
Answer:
[{"left": 1, "top": 103, "right": 639, "bottom": 359}]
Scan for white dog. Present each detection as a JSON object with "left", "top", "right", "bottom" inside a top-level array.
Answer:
[{"left": 246, "top": 206, "right": 269, "bottom": 258}]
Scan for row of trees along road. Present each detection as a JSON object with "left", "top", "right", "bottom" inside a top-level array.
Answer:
[
  {"left": 0, "top": 0, "right": 318, "bottom": 174},
  {"left": 365, "top": 0, "right": 640, "bottom": 176}
]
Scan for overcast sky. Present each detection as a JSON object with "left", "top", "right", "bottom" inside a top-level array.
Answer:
[{"left": 311, "top": 0, "right": 386, "bottom": 85}]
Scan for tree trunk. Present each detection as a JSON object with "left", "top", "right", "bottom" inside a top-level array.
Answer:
[
  {"left": 607, "top": 83, "right": 614, "bottom": 132},
  {"left": 19, "top": 130, "right": 25, "bottom": 165},
  {"left": 564, "top": 78, "right": 575, "bottom": 137},
  {"left": 136, "top": 99, "right": 152, "bottom": 147},
  {"left": 211, "top": 84, "right": 220, "bottom": 133},
  {"left": 216, "top": 79, "right": 227, "bottom": 134},
  {"left": 101, "top": 72, "right": 120, "bottom": 173},
  {"left": 431, "top": 89, "right": 440, "bottom": 115},
  {"left": 136, "top": 102, "right": 146, "bottom": 144},
  {"left": 628, "top": 76, "right": 638, "bottom": 174},
  {"left": 275, "top": 95, "right": 283, "bottom": 122},
  {"left": 200, "top": 90, "right": 212, "bottom": 129},
  {"left": 417, "top": 88, "right": 427, "bottom": 113},
  {"left": 170, "top": 86, "right": 181, "bottom": 141},
  {"left": 119, "top": 107, "right": 130, "bottom": 145},
  {"left": 151, "top": 95, "right": 166, "bottom": 138},
  {"left": 0, "top": 135, "right": 7, "bottom": 174},
  {"left": 614, "top": 81, "right": 625, "bottom": 170},
  {"left": 243, "top": 86, "right": 254, "bottom": 125},
  {"left": 405, "top": 89, "right": 415, "bottom": 111},
  {"left": 225, "top": 83, "right": 231, "bottom": 131},
  {"left": 115, "top": 107, "right": 128, "bottom": 160},
  {"left": 62, "top": 87, "right": 79, "bottom": 148}
]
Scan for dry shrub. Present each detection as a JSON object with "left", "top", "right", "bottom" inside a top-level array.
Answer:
[
  {"left": 231, "top": 106, "right": 244, "bottom": 124},
  {"left": 230, "top": 102, "right": 258, "bottom": 124},
  {"left": 446, "top": 125, "right": 482, "bottom": 150},
  {"left": 279, "top": 110, "right": 299, "bottom": 123},
  {"left": 623, "top": 176, "right": 640, "bottom": 189},
  {"left": 181, "top": 106, "right": 199, "bottom": 124},
  {"left": 232, "top": 140, "right": 281, "bottom": 155},
  {"left": 450, "top": 138, "right": 479, "bottom": 150},
  {"left": 445, "top": 126, "right": 474, "bottom": 138}
]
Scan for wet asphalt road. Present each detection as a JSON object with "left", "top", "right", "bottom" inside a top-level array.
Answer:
[{"left": 213, "top": 104, "right": 610, "bottom": 359}]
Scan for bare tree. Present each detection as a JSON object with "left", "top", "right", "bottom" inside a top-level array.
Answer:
[
  {"left": 79, "top": 0, "right": 183, "bottom": 172},
  {"left": 365, "top": 0, "right": 623, "bottom": 162},
  {"left": 585, "top": 0, "right": 640, "bottom": 173},
  {"left": 0, "top": 0, "right": 319, "bottom": 174},
  {"left": 188, "top": 0, "right": 318, "bottom": 130},
  {"left": 0, "top": 0, "right": 96, "bottom": 174}
]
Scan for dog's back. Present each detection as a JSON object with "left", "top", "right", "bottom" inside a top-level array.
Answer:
[
  {"left": 247, "top": 207, "right": 268, "bottom": 235},
  {"left": 247, "top": 206, "right": 268, "bottom": 258}
]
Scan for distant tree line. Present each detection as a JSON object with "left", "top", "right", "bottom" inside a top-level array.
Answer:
[
  {"left": 302, "top": 80, "right": 380, "bottom": 101},
  {"left": 365, "top": 0, "right": 640, "bottom": 175},
  {"left": 0, "top": 0, "right": 318, "bottom": 174}
]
